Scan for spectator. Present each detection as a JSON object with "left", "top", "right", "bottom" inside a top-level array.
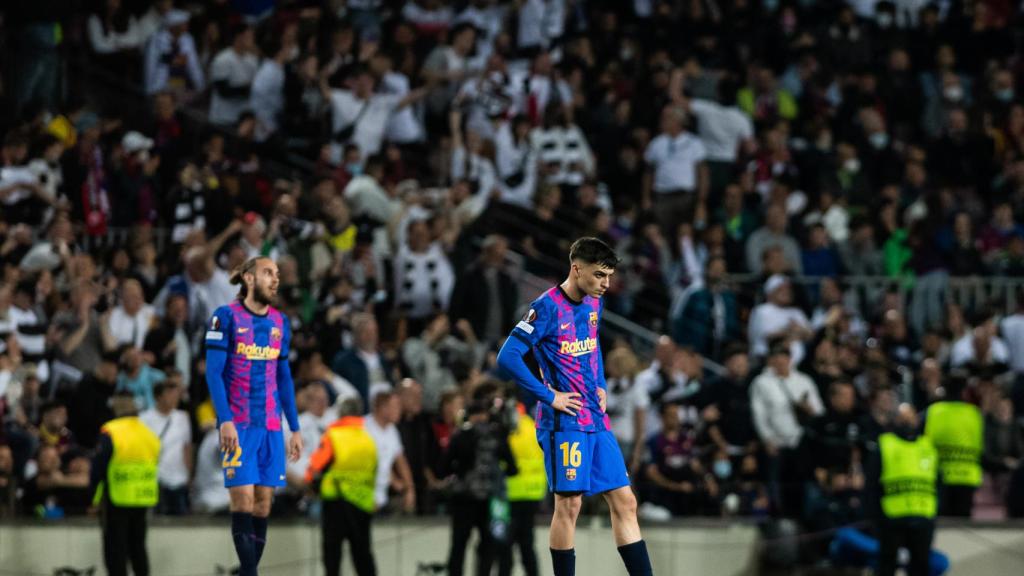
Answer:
[
  {"left": 682, "top": 75, "right": 755, "bottom": 194},
  {"left": 745, "top": 203, "right": 803, "bottom": 275},
  {"left": 643, "top": 402, "right": 718, "bottom": 517},
  {"left": 140, "top": 377, "right": 192, "bottom": 515},
  {"left": 192, "top": 424, "right": 230, "bottom": 514},
  {"left": 604, "top": 346, "right": 650, "bottom": 475},
  {"left": 250, "top": 35, "right": 290, "bottom": 143},
  {"left": 1000, "top": 297, "right": 1024, "bottom": 375},
  {"left": 330, "top": 65, "right": 429, "bottom": 158},
  {"left": 331, "top": 313, "right": 395, "bottom": 408},
  {"left": 951, "top": 313, "right": 1009, "bottom": 369},
  {"left": 208, "top": 25, "right": 259, "bottom": 127},
  {"left": 142, "top": 293, "right": 193, "bottom": 387},
  {"left": 396, "top": 379, "right": 436, "bottom": 514},
  {"left": 9, "top": 278, "right": 50, "bottom": 383},
  {"left": 115, "top": 346, "right": 165, "bottom": 412},
  {"left": 402, "top": 315, "right": 478, "bottom": 411},
  {"left": 364, "top": 391, "right": 415, "bottom": 513},
  {"left": 20, "top": 444, "right": 90, "bottom": 518},
  {"left": 642, "top": 105, "right": 709, "bottom": 239},
  {"left": 108, "top": 279, "right": 155, "bottom": 349},
  {"left": 705, "top": 345, "right": 758, "bottom": 456},
  {"left": 750, "top": 341, "right": 824, "bottom": 516},
  {"left": 531, "top": 104, "right": 596, "bottom": 192},
  {"left": 143, "top": 10, "right": 204, "bottom": 96},
  {"left": 53, "top": 280, "right": 116, "bottom": 380},
  {"left": 670, "top": 256, "right": 740, "bottom": 360},
  {"left": 393, "top": 218, "right": 455, "bottom": 333},
  {"left": 748, "top": 275, "right": 813, "bottom": 363},
  {"left": 449, "top": 234, "right": 518, "bottom": 346},
  {"left": 37, "top": 401, "right": 75, "bottom": 455},
  {"left": 449, "top": 105, "right": 498, "bottom": 204},
  {"left": 0, "top": 445, "right": 16, "bottom": 518},
  {"left": 801, "top": 224, "right": 842, "bottom": 278},
  {"left": 983, "top": 395, "right": 1023, "bottom": 512}
]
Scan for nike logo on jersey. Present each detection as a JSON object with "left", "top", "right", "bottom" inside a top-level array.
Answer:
[
  {"left": 560, "top": 322, "right": 572, "bottom": 330},
  {"left": 238, "top": 327, "right": 249, "bottom": 334}
]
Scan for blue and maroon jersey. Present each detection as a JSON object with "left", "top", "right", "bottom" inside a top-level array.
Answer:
[
  {"left": 511, "top": 286, "right": 611, "bottom": 433},
  {"left": 205, "top": 301, "right": 291, "bottom": 430}
]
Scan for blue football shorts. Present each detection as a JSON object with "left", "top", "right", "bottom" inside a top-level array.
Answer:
[
  {"left": 222, "top": 426, "right": 286, "bottom": 488},
  {"left": 537, "top": 428, "right": 630, "bottom": 496}
]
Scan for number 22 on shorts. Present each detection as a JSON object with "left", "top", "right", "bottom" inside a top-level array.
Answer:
[
  {"left": 222, "top": 446, "right": 243, "bottom": 468},
  {"left": 560, "top": 441, "right": 582, "bottom": 467}
]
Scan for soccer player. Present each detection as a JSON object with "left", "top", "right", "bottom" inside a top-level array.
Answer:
[
  {"left": 205, "top": 256, "right": 303, "bottom": 576},
  {"left": 496, "top": 237, "right": 654, "bottom": 576}
]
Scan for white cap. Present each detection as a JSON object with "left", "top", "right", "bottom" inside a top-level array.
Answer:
[
  {"left": 164, "top": 9, "right": 190, "bottom": 28},
  {"left": 764, "top": 274, "right": 789, "bottom": 296},
  {"left": 121, "top": 131, "right": 154, "bottom": 154}
]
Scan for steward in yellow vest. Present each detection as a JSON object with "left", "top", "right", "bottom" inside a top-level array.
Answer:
[
  {"left": 90, "top": 393, "right": 160, "bottom": 576},
  {"left": 499, "top": 403, "right": 546, "bottom": 576},
  {"left": 923, "top": 375, "right": 983, "bottom": 518},
  {"left": 869, "top": 404, "right": 938, "bottom": 576},
  {"left": 306, "top": 398, "right": 378, "bottom": 576}
]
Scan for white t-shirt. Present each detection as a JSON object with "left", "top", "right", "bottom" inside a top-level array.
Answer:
[
  {"left": 605, "top": 376, "right": 651, "bottom": 445},
  {"left": 364, "top": 416, "right": 404, "bottom": 508},
  {"left": 688, "top": 99, "right": 753, "bottom": 163},
  {"left": 748, "top": 302, "right": 810, "bottom": 363},
  {"left": 330, "top": 90, "right": 402, "bottom": 156},
  {"left": 1001, "top": 314, "right": 1024, "bottom": 374},
  {"left": 140, "top": 408, "right": 193, "bottom": 489},
  {"left": 950, "top": 333, "right": 1010, "bottom": 367},
  {"left": 193, "top": 428, "right": 230, "bottom": 512},
  {"left": 644, "top": 132, "right": 707, "bottom": 192},
  {"left": 381, "top": 72, "right": 424, "bottom": 144},
  {"left": 209, "top": 48, "right": 259, "bottom": 126},
  {"left": 108, "top": 304, "right": 155, "bottom": 349},
  {"left": 750, "top": 368, "right": 823, "bottom": 449},
  {"left": 251, "top": 59, "right": 285, "bottom": 141}
]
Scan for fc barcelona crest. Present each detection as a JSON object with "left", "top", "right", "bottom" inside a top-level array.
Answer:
[
  {"left": 565, "top": 468, "right": 577, "bottom": 481},
  {"left": 226, "top": 468, "right": 235, "bottom": 479},
  {"left": 271, "top": 327, "right": 282, "bottom": 340},
  {"left": 588, "top": 312, "right": 598, "bottom": 327}
]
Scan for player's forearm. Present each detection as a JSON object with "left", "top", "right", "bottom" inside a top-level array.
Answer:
[
  {"left": 204, "top": 348, "right": 234, "bottom": 425},
  {"left": 496, "top": 336, "right": 555, "bottom": 405},
  {"left": 277, "top": 358, "right": 301, "bottom": 431}
]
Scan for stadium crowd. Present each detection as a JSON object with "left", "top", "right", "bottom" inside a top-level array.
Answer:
[{"left": 2, "top": 0, "right": 1024, "bottom": 543}]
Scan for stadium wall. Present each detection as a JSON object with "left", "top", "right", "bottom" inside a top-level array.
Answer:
[{"left": 0, "top": 519, "right": 1020, "bottom": 575}]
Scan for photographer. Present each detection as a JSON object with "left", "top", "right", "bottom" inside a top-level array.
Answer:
[{"left": 441, "top": 381, "right": 517, "bottom": 576}]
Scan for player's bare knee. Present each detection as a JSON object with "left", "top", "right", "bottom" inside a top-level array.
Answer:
[
  {"left": 555, "top": 494, "right": 583, "bottom": 520},
  {"left": 608, "top": 489, "right": 637, "bottom": 519},
  {"left": 229, "top": 487, "right": 255, "bottom": 513}
]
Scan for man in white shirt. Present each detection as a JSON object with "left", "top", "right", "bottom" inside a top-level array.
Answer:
[
  {"left": 748, "top": 275, "right": 813, "bottom": 364},
  {"left": 1000, "top": 301, "right": 1024, "bottom": 374},
  {"left": 643, "top": 105, "right": 709, "bottom": 239},
  {"left": 251, "top": 36, "right": 290, "bottom": 142},
  {"left": 749, "top": 342, "right": 823, "bottom": 515},
  {"left": 107, "top": 279, "right": 155, "bottom": 349},
  {"left": 208, "top": 25, "right": 259, "bottom": 126},
  {"left": 363, "top": 391, "right": 416, "bottom": 512},
  {"left": 286, "top": 383, "right": 338, "bottom": 486},
  {"left": 140, "top": 377, "right": 193, "bottom": 515},
  {"left": 330, "top": 66, "right": 429, "bottom": 158},
  {"left": 682, "top": 75, "right": 755, "bottom": 194},
  {"left": 952, "top": 313, "right": 1010, "bottom": 368}
]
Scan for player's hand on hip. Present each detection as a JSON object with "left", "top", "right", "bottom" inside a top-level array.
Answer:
[
  {"left": 288, "top": 431, "right": 304, "bottom": 463},
  {"left": 597, "top": 388, "right": 607, "bottom": 413},
  {"left": 551, "top": 391, "right": 583, "bottom": 416},
  {"left": 219, "top": 421, "right": 239, "bottom": 455}
]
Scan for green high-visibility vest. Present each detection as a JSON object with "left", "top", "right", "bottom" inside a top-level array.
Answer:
[
  {"left": 506, "top": 412, "right": 547, "bottom": 502},
  {"left": 97, "top": 417, "right": 160, "bottom": 508},
  {"left": 879, "top": 433, "right": 938, "bottom": 519},
  {"left": 924, "top": 401, "right": 983, "bottom": 487}
]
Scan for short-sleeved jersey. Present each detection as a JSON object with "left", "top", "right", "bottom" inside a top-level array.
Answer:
[
  {"left": 205, "top": 301, "right": 291, "bottom": 430},
  {"left": 511, "top": 286, "right": 611, "bottom": 432}
]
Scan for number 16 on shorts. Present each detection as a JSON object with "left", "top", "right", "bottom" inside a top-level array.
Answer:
[{"left": 540, "top": 430, "right": 592, "bottom": 493}]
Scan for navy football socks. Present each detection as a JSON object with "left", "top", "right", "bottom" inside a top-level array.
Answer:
[
  {"left": 618, "top": 540, "right": 654, "bottom": 575},
  {"left": 252, "top": 515, "right": 268, "bottom": 565},
  {"left": 551, "top": 547, "right": 576, "bottom": 576},
  {"left": 231, "top": 512, "right": 258, "bottom": 576}
]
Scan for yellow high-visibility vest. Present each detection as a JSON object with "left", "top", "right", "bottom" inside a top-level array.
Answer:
[
  {"left": 924, "top": 401, "right": 983, "bottom": 487},
  {"left": 98, "top": 417, "right": 160, "bottom": 508},
  {"left": 321, "top": 417, "right": 377, "bottom": 513},
  {"left": 506, "top": 411, "right": 547, "bottom": 502},
  {"left": 879, "top": 433, "right": 938, "bottom": 519}
]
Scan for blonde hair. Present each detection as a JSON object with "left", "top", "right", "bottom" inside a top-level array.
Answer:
[{"left": 605, "top": 346, "right": 640, "bottom": 380}]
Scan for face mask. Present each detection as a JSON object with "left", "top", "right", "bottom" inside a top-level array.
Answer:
[
  {"left": 876, "top": 13, "right": 894, "bottom": 28},
  {"left": 843, "top": 158, "right": 860, "bottom": 173},
  {"left": 869, "top": 132, "right": 889, "bottom": 150},
  {"left": 997, "top": 88, "right": 1015, "bottom": 103},
  {"left": 713, "top": 459, "right": 732, "bottom": 479},
  {"left": 346, "top": 163, "right": 363, "bottom": 176},
  {"left": 944, "top": 85, "right": 964, "bottom": 102}
]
